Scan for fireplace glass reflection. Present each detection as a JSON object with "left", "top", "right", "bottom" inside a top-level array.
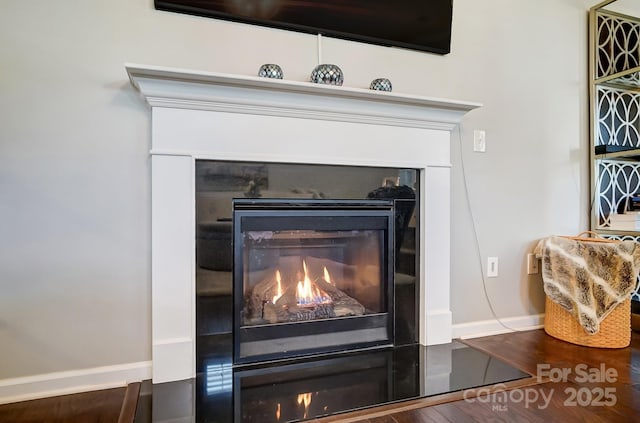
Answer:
[{"left": 234, "top": 199, "right": 394, "bottom": 364}]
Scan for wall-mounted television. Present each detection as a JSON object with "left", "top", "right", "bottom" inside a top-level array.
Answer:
[{"left": 154, "top": 1, "right": 453, "bottom": 55}]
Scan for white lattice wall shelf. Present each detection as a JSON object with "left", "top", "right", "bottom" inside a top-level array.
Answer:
[
  {"left": 591, "top": 3, "right": 640, "bottom": 305},
  {"left": 591, "top": 6, "right": 640, "bottom": 240}
]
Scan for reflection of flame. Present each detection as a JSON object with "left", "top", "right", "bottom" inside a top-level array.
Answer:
[
  {"left": 275, "top": 403, "right": 281, "bottom": 421},
  {"left": 297, "top": 392, "right": 312, "bottom": 419},
  {"left": 272, "top": 270, "right": 283, "bottom": 304},
  {"left": 323, "top": 266, "right": 332, "bottom": 284},
  {"left": 296, "top": 261, "right": 332, "bottom": 306}
]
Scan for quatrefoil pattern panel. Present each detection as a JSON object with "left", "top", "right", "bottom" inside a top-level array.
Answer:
[
  {"left": 596, "top": 160, "right": 640, "bottom": 226},
  {"left": 596, "top": 86, "right": 640, "bottom": 148},
  {"left": 596, "top": 12, "right": 640, "bottom": 81}
]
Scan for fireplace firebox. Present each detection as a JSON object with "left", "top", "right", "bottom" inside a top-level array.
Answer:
[{"left": 233, "top": 199, "right": 395, "bottom": 364}]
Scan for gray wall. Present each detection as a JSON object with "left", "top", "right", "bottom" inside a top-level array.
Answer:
[{"left": 0, "top": 0, "right": 595, "bottom": 379}]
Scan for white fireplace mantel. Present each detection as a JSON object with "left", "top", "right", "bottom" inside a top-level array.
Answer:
[{"left": 126, "top": 63, "right": 480, "bottom": 383}]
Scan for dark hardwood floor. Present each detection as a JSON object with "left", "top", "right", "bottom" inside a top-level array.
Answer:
[
  {"left": 316, "top": 329, "right": 640, "bottom": 422},
  {"left": 1, "top": 329, "right": 637, "bottom": 422},
  {"left": 0, "top": 383, "right": 139, "bottom": 423}
]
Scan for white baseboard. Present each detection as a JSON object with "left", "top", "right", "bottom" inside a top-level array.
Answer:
[
  {"left": 452, "top": 313, "right": 544, "bottom": 340},
  {"left": 422, "top": 309, "right": 453, "bottom": 346},
  {"left": 153, "top": 337, "right": 194, "bottom": 384},
  {"left": 0, "top": 361, "right": 152, "bottom": 405}
]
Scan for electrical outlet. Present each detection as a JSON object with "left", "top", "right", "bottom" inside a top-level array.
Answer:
[
  {"left": 487, "top": 257, "right": 498, "bottom": 277},
  {"left": 527, "top": 253, "right": 539, "bottom": 274},
  {"left": 473, "top": 130, "right": 486, "bottom": 152}
]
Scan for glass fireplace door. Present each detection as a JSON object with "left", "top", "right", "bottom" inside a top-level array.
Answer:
[{"left": 233, "top": 199, "right": 394, "bottom": 364}]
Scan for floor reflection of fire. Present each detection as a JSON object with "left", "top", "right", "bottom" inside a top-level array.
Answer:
[
  {"left": 244, "top": 258, "right": 367, "bottom": 325},
  {"left": 297, "top": 392, "right": 312, "bottom": 419},
  {"left": 274, "top": 393, "right": 315, "bottom": 421}
]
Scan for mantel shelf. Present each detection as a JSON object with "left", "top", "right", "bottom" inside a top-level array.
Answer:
[{"left": 126, "top": 63, "right": 481, "bottom": 131}]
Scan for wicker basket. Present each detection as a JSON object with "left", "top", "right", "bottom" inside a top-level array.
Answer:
[{"left": 544, "top": 296, "right": 631, "bottom": 348}]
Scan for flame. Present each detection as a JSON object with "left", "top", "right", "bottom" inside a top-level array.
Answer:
[
  {"left": 296, "top": 261, "right": 313, "bottom": 302},
  {"left": 323, "top": 266, "right": 332, "bottom": 284},
  {"left": 296, "top": 261, "right": 331, "bottom": 306},
  {"left": 272, "top": 270, "right": 283, "bottom": 304},
  {"left": 275, "top": 403, "right": 281, "bottom": 421},
  {"left": 297, "top": 392, "right": 312, "bottom": 418}
]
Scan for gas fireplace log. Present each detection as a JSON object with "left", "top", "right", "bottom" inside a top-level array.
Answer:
[
  {"left": 263, "top": 299, "right": 335, "bottom": 323},
  {"left": 246, "top": 271, "right": 365, "bottom": 324},
  {"left": 313, "top": 278, "right": 365, "bottom": 317}
]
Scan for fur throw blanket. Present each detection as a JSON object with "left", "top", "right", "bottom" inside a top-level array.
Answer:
[{"left": 534, "top": 236, "right": 640, "bottom": 334}]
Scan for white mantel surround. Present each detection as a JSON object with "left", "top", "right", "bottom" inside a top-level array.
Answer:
[{"left": 126, "top": 63, "right": 480, "bottom": 383}]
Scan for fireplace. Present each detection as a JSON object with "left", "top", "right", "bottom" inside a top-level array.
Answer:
[
  {"left": 233, "top": 199, "right": 395, "bottom": 364},
  {"left": 125, "top": 63, "right": 480, "bottom": 383},
  {"left": 195, "top": 161, "right": 419, "bottom": 368}
]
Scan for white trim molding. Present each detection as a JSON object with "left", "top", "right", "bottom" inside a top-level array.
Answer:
[
  {"left": 452, "top": 314, "right": 545, "bottom": 340},
  {"left": 0, "top": 361, "right": 152, "bottom": 405},
  {"left": 126, "top": 63, "right": 481, "bottom": 384}
]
